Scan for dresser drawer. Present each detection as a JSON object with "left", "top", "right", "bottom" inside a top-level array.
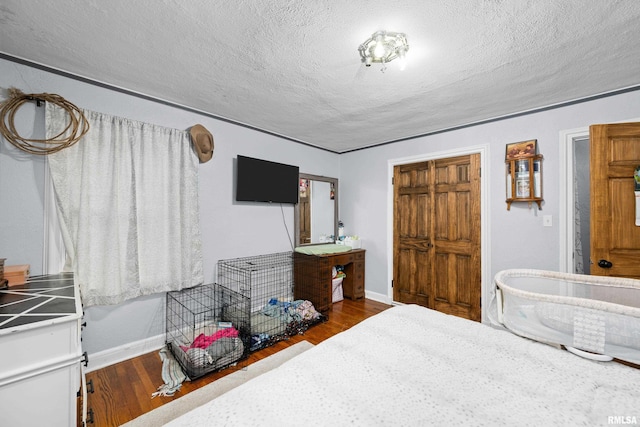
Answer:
[{"left": 328, "top": 253, "right": 355, "bottom": 265}]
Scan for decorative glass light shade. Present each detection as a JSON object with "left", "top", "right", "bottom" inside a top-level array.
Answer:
[{"left": 358, "top": 30, "right": 409, "bottom": 71}]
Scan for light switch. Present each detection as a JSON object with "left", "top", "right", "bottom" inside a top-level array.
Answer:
[{"left": 543, "top": 215, "right": 552, "bottom": 227}]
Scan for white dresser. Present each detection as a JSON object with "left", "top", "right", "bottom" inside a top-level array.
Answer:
[{"left": 0, "top": 273, "right": 84, "bottom": 427}]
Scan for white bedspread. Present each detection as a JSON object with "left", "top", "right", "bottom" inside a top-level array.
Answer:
[{"left": 167, "top": 304, "right": 640, "bottom": 426}]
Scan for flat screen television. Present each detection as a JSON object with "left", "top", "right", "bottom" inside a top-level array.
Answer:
[{"left": 236, "top": 155, "right": 299, "bottom": 204}]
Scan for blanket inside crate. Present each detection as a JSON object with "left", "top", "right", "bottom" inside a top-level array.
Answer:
[
  {"left": 169, "top": 324, "right": 246, "bottom": 379},
  {"left": 225, "top": 298, "right": 323, "bottom": 350}
]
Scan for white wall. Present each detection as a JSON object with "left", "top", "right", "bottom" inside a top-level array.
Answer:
[
  {"left": 0, "top": 58, "right": 340, "bottom": 358},
  {"left": 3, "top": 56, "right": 640, "bottom": 364},
  {"left": 340, "top": 90, "right": 640, "bottom": 302}
]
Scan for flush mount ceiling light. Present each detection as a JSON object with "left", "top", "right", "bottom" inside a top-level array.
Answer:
[{"left": 358, "top": 30, "right": 409, "bottom": 72}]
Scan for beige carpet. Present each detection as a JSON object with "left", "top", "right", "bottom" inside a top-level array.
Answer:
[{"left": 121, "top": 341, "right": 314, "bottom": 426}]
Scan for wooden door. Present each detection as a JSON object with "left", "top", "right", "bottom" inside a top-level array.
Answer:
[
  {"left": 590, "top": 123, "right": 640, "bottom": 279},
  {"left": 393, "top": 161, "right": 432, "bottom": 308},
  {"left": 393, "top": 154, "right": 481, "bottom": 321}
]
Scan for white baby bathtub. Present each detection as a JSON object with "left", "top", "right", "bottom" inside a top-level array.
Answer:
[{"left": 492, "top": 269, "right": 640, "bottom": 364}]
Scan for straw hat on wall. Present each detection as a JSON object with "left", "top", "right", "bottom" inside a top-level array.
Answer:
[{"left": 189, "top": 124, "right": 214, "bottom": 163}]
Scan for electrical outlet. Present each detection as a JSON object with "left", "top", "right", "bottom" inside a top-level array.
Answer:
[{"left": 543, "top": 215, "right": 552, "bottom": 227}]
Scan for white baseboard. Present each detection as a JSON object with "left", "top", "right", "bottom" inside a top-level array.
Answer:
[
  {"left": 365, "top": 290, "right": 392, "bottom": 305},
  {"left": 85, "top": 333, "right": 165, "bottom": 373}
]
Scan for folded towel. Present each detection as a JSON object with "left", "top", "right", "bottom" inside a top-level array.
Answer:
[{"left": 152, "top": 347, "right": 189, "bottom": 398}]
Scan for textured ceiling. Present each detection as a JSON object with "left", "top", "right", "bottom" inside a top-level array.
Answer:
[{"left": 2, "top": 1, "right": 640, "bottom": 153}]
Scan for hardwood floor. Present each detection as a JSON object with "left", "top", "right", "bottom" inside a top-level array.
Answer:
[{"left": 83, "top": 298, "right": 391, "bottom": 426}]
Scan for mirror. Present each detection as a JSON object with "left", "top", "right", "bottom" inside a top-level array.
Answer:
[{"left": 294, "top": 173, "right": 338, "bottom": 246}]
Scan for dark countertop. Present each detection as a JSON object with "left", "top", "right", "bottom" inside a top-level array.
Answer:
[{"left": 0, "top": 273, "right": 79, "bottom": 332}]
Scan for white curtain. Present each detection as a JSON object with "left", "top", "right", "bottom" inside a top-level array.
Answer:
[{"left": 46, "top": 104, "right": 203, "bottom": 306}]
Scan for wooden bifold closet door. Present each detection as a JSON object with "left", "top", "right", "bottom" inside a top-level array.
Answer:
[{"left": 393, "top": 154, "right": 481, "bottom": 321}]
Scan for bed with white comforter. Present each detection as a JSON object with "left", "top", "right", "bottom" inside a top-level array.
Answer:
[{"left": 167, "top": 304, "right": 640, "bottom": 426}]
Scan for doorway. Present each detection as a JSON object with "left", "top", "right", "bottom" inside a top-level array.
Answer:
[
  {"left": 387, "top": 145, "right": 490, "bottom": 322},
  {"left": 561, "top": 129, "right": 591, "bottom": 273},
  {"left": 573, "top": 137, "right": 591, "bottom": 274},
  {"left": 560, "top": 120, "right": 640, "bottom": 276}
]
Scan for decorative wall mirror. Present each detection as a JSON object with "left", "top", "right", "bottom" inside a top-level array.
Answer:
[{"left": 294, "top": 173, "right": 338, "bottom": 246}]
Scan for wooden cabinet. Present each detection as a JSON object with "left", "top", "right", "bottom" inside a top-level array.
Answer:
[
  {"left": 505, "top": 154, "right": 543, "bottom": 210},
  {"left": 0, "top": 273, "right": 84, "bottom": 427},
  {"left": 294, "top": 249, "right": 365, "bottom": 313}
]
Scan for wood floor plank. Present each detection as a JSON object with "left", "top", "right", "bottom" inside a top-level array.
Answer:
[{"left": 83, "top": 298, "right": 391, "bottom": 426}]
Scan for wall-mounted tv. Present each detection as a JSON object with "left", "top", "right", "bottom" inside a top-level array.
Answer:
[{"left": 236, "top": 155, "right": 299, "bottom": 204}]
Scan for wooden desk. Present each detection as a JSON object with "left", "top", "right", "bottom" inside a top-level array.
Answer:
[{"left": 294, "top": 249, "right": 365, "bottom": 313}]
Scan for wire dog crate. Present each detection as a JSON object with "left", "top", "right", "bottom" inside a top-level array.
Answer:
[
  {"left": 218, "top": 252, "right": 294, "bottom": 311},
  {"left": 218, "top": 251, "right": 326, "bottom": 351},
  {"left": 217, "top": 252, "right": 294, "bottom": 350},
  {"left": 166, "top": 283, "right": 250, "bottom": 379}
]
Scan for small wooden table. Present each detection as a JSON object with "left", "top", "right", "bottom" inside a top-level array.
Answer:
[{"left": 294, "top": 248, "right": 365, "bottom": 313}]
